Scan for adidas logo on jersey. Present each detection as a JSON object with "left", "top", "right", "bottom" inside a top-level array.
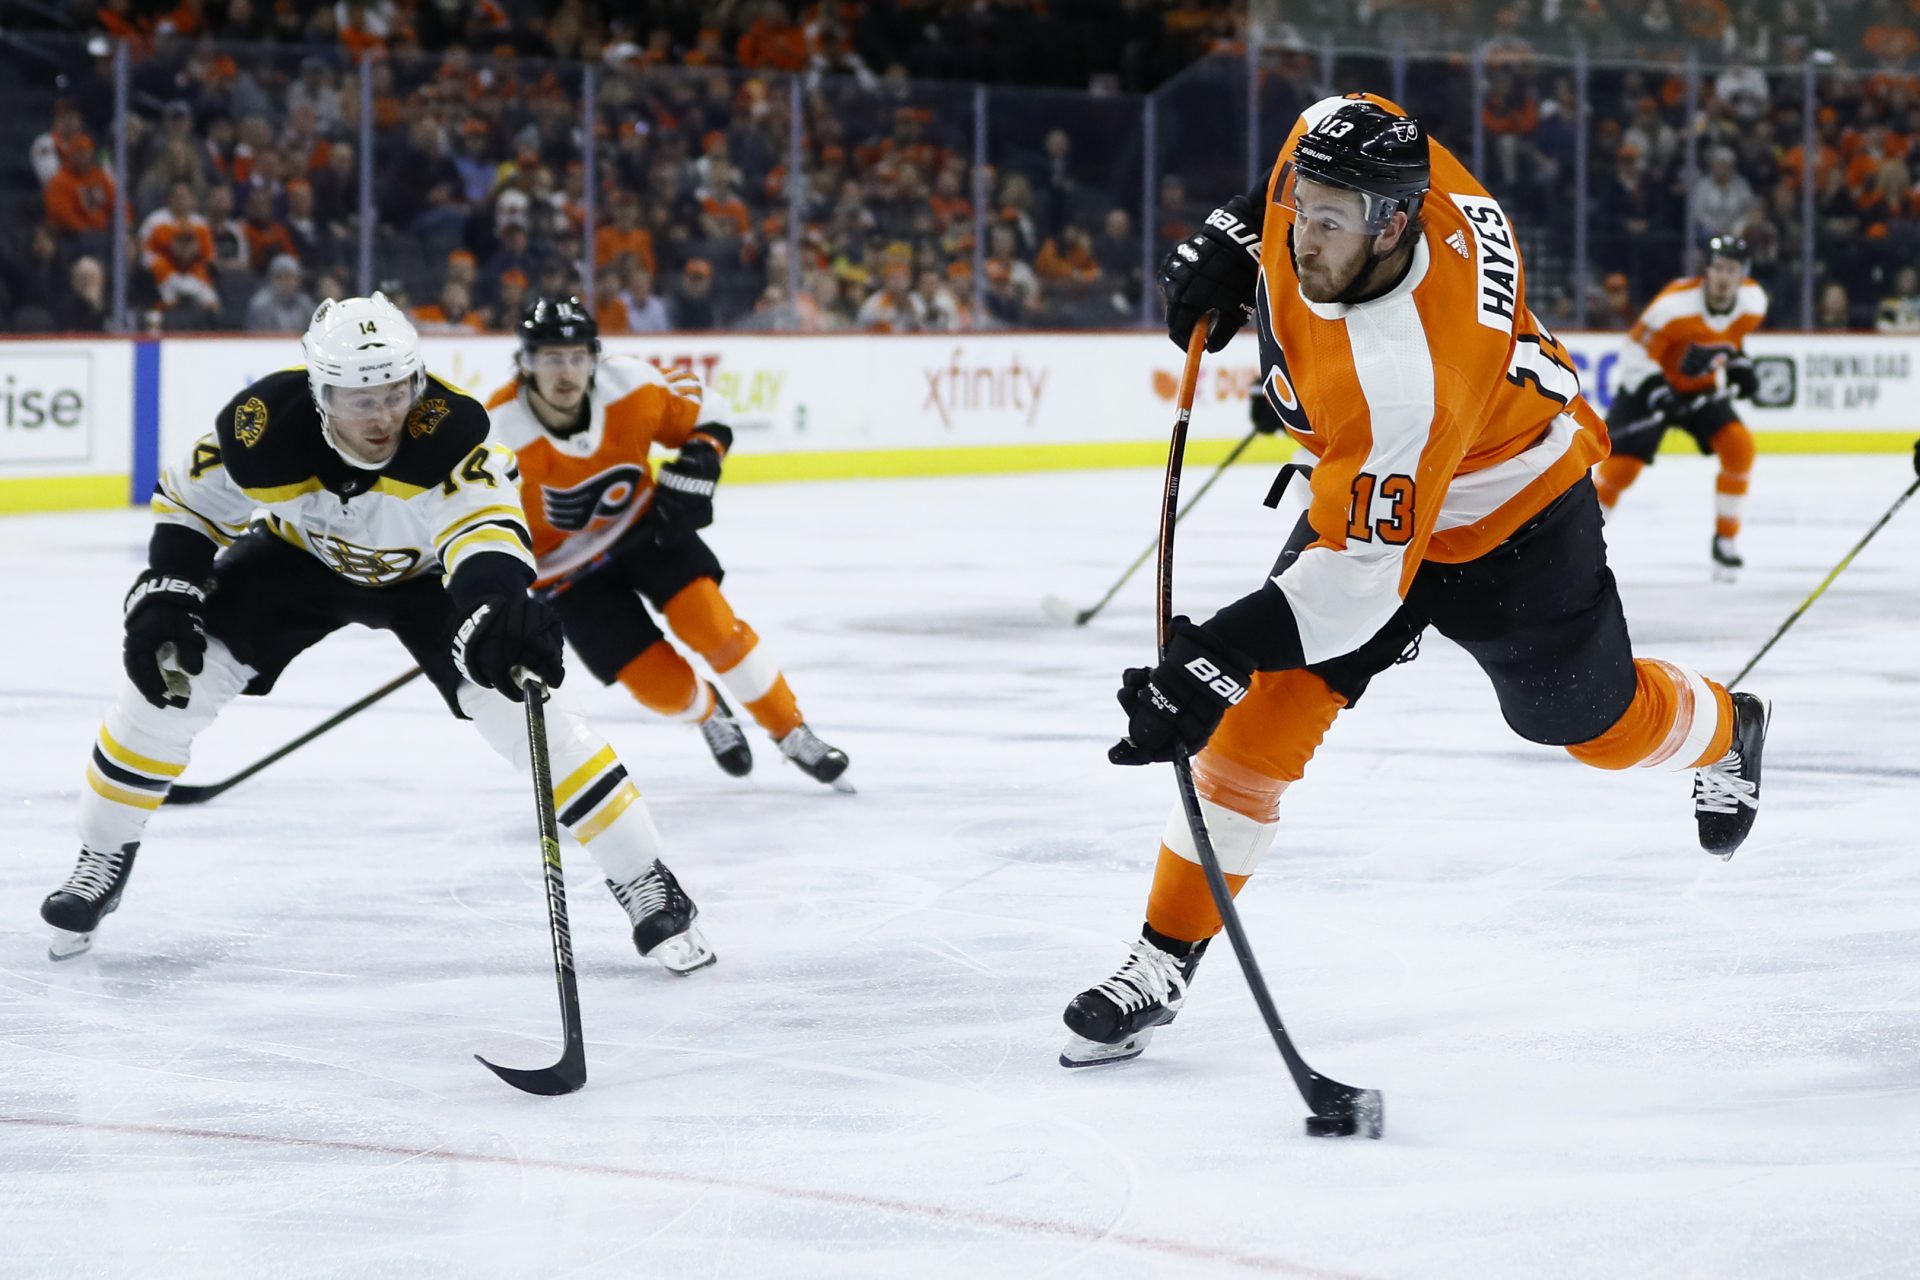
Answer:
[{"left": 1445, "top": 230, "right": 1470, "bottom": 259}]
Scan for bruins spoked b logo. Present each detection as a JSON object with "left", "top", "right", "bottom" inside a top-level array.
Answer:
[{"left": 313, "top": 534, "right": 422, "bottom": 585}]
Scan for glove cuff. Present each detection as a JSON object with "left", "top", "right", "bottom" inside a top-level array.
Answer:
[
  {"left": 657, "top": 468, "right": 717, "bottom": 498},
  {"left": 125, "top": 572, "right": 207, "bottom": 618},
  {"left": 1165, "top": 616, "right": 1255, "bottom": 710}
]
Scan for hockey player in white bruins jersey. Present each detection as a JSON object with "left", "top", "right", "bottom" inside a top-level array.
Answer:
[{"left": 40, "top": 294, "right": 715, "bottom": 973}]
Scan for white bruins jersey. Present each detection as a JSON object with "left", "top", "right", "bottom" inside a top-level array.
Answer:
[{"left": 152, "top": 369, "right": 535, "bottom": 588}]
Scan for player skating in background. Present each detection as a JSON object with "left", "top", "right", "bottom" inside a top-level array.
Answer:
[
  {"left": 1059, "top": 95, "right": 1770, "bottom": 1068},
  {"left": 1594, "top": 236, "right": 1766, "bottom": 579},
  {"left": 486, "top": 298, "right": 851, "bottom": 790},
  {"left": 41, "top": 294, "right": 715, "bottom": 972}
]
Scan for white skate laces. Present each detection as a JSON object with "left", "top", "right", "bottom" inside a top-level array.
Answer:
[
  {"left": 1090, "top": 938, "right": 1189, "bottom": 1017},
  {"left": 609, "top": 867, "right": 674, "bottom": 925},
  {"left": 59, "top": 846, "right": 130, "bottom": 902},
  {"left": 1694, "top": 748, "right": 1759, "bottom": 816},
  {"left": 778, "top": 725, "right": 833, "bottom": 765}
]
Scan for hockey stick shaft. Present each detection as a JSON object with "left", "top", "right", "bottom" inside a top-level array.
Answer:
[
  {"left": 1070, "top": 429, "right": 1262, "bottom": 625},
  {"left": 1155, "top": 320, "right": 1381, "bottom": 1133},
  {"left": 164, "top": 667, "right": 426, "bottom": 805},
  {"left": 1729, "top": 474, "right": 1920, "bottom": 690},
  {"left": 475, "top": 675, "right": 586, "bottom": 1096}
]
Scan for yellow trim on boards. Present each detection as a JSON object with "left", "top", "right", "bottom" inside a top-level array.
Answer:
[
  {"left": 0, "top": 475, "right": 130, "bottom": 513},
  {"left": 0, "top": 431, "right": 1914, "bottom": 515}
]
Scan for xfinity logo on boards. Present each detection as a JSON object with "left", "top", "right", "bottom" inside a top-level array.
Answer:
[
  {"left": 922, "top": 349, "right": 1048, "bottom": 429},
  {"left": 0, "top": 351, "right": 93, "bottom": 465}
]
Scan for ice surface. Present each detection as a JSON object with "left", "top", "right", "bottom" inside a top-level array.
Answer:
[{"left": 3, "top": 456, "right": 1917, "bottom": 1278}]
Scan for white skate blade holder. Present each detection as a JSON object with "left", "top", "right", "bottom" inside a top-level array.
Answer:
[
  {"left": 1058, "top": 1026, "right": 1159, "bottom": 1068},
  {"left": 647, "top": 924, "right": 717, "bottom": 975},
  {"left": 48, "top": 929, "right": 95, "bottom": 961}
]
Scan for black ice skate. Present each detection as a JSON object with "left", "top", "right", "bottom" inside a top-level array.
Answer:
[
  {"left": 1695, "top": 691, "right": 1768, "bottom": 859},
  {"left": 607, "top": 859, "right": 715, "bottom": 974},
  {"left": 699, "top": 689, "right": 753, "bottom": 777},
  {"left": 41, "top": 843, "right": 139, "bottom": 960},
  {"left": 1711, "top": 534, "right": 1743, "bottom": 582},
  {"left": 1059, "top": 928, "right": 1209, "bottom": 1067},
  {"left": 777, "top": 724, "right": 853, "bottom": 793}
]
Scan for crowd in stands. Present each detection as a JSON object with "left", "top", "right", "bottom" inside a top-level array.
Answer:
[{"left": 4, "top": 0, "right": 1919, "bottom": 334}]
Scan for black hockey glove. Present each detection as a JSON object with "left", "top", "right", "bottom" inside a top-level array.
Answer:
[
  {"left": 1109, "top": 617, "right": 1255, "bottom": 767},
  {"left": 123, "top": 571, "right": 209, "bottom": 709},
  {"left": 1158, "top": 194, "right": 1262, "bottom": 354},
  {"left": 451, "top": 593, "right": 565, "bottom": 702},
  {"left": 648, "top": 428, "right": 728, "bottom": 546},
  {"left": 1250, "top": 390, "right": 1284, "bottom": 435},
  {"left": 1633, "top": 376, "right": 1677, "bottom": 423},
  {"left": 1723, "top": 353, "right": 1759, "bottom": 400}
]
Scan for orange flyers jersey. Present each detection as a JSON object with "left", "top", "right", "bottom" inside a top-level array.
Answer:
[
  {"left": 1252, "top": 92, "right": 1609, "bottom": 667},
  {"left": 1614, "top": 275, "right": 1768, "bottom": 395},
  {"left": 485, "top": 355, "right": 714, "bottom": 585}
]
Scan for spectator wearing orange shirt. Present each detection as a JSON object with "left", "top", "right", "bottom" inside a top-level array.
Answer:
[
  {"left": 594, "top": 190, "right": 657, "bottom": 275},
  {"left": 699, "top": 163, "right": 753, "bottom": 238},
  {"left": 44, "top": 136, "right": 121, "bottom": 245},
  {"left": 591, "top": 265, "right": 631, "bottom": 334},
  {"left": 237, "top": 186, "right": 299, "bottom": 273},
  {"left": 682, "top": 28, "right": 727, "bottom": 67},
  {"left": 410, "top": 279, "right": 487, "bottom": 334},
  {"left": 736, "top": 2, "right": 809, "bottom": 71}
]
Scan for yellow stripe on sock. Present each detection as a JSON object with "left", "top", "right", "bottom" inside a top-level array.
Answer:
[
  {"left": 553, "top": 746, "right": 616, "bottom": 810},
  {"left": 572, "top": 782, "right": 640, "bottom": 844},
  {"left": 99, "top": 727, "right": 186, "bottom": 779},
  {"left": 86, "top": 766, "right": 167, "bottom": 810}
]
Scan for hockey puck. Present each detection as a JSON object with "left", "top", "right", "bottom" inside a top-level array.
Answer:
[{"left": 1304, "top": 1114, "right": 1360, "bottom": 1138}]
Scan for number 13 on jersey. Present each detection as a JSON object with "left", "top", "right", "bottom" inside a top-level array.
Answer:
[{"left": 1347, "top": 472, "right": 1416, "bottom": 545}]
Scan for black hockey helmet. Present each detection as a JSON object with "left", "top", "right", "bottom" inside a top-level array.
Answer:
[
  {"left": 1286, "top": 99, "right": 1430, "bottom": 234},
  {"left": 518, "top": 295, "right": 600, "bottom": 354},
  {"left": 1705, "top": 234, "right": 1751, "bottom": 267}
]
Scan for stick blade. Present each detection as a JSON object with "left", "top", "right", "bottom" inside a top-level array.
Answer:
[
  {"left": 1305, "top": 1084, "right": 1384, "bottom": 1139},
  {"left": 474, "top": 1050, "right": 586, "bottom": 1096},
  {"left": 162, "top": 783, "right": 221, "bottom": 806},
  {"left": 1041, "top": 594, "right": 1092, "bottom": 627}
]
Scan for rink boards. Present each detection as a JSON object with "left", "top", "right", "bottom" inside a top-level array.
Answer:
[{"left": 1, "top": 327, "right": 1915, "bottom": 513}]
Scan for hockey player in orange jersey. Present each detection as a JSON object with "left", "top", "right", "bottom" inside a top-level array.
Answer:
[
  {"left": 1594, "top": 236, "right": 1766, "bottom": 579},
  {"left": 486, "top": 298, "right": 851, "bottom": 790},
  {"left": 1059, "top": 95, "right": 1770, "bottom": 1068}
]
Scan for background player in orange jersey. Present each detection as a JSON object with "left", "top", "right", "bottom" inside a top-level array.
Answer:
[
  {"left": 486, "top": 298, "right": 851, "bottom": 791},
  {"left": 1594, "top": 235, "right": 1767, "bottom": 579},
  {"left": 1058, "top": 96, "right": 1770, "bottom": 1069}
]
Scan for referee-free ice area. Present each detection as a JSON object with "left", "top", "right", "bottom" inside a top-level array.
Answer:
[{"left": 3, "top": 455, "right": 1917, "bottom": 1279}]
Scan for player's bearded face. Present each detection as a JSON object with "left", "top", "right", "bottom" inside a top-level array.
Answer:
[
  {"left": 529, "top": 346, "right": 594, "bottom": 410},
  {"left": 324, "top": 379, "right": 415, "bottom": 463},
  {"left": 1287, "top": 180, "right": 1379, "bottom": 303},
  {"left": 1705, "top": 258, "right": 1742, "bottom": 310}
]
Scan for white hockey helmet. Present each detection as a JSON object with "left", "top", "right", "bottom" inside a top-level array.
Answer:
[{"left": 302, "top": 292, "right": 425, "bottom": 469}]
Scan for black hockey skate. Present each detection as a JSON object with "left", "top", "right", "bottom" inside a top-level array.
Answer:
[
  {"left": 1059, "top": 927, "right": 1209, "bottom": 1067},
  {"left": 607, "top": 860, "right": 715, "bottom": 974},
  {"left": 1694, "top": 691, "right": 1768, "bottom": 859},
  {"left": 777, "top": 724, "right": 853, "bottom": 793},
  {"left": 699, "top": 689, "right": 753, "bottom": 777},
  {"left": 41, "top": 843, "right": 139, "bottom": 960},
  {"left": 1711, "top": 534, "right": 1743, "bottom": 582}
]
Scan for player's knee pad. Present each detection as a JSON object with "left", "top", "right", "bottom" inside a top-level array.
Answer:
[
  {"left": 615, "top": 641, "right": 705, "bottom": 720},
  {"left": 1202, "top": 668, "right": 1346, "bottom": 796},
  {"left": 1711, "top": 420, "right": 1755, "bottom": 482},
  {"left": 105, "top": 638, "right": 253, "bottom": 756},
  {"left": 1159, "top": 800, "right": 1279, "bottom": 876},
  {"left": 662, "top": 578, "right": 755, "bottom": 670},
  {"left": 1593, "top": 456, "right": 1644, "bottom": 503},
  {"left": 459, "top": 681, "right": 603, "bottom": 775}
]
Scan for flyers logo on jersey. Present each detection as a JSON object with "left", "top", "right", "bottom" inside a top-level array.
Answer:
[
  {"left": 233, "top": 397, "right": 268, "bottom": 448},
  {"left": 541, "top": 465, "right": 646, "bottom": 534},
  {"left": 1448, "top": 194, "right": 1520, "bottom": 332},
  {"left": 407, "top": 397, "right": 450, "bottom": 439}
]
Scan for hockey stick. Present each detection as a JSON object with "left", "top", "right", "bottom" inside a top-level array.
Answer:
[
  {"left": 1729, "top": 474, "right": 1920, "bottom": 690},
  {"left": 165, "top": 667, "right": 425, "bottom": 805},
  {"left": 1043, "top": 428, "right": 1262, "bottom": 627},
  {"left": 476, "top": 673, "right": 587, "bottom": 1096},
  {"left": 1156, "top": 319, "right": 1384, "bottom": 1140}
]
